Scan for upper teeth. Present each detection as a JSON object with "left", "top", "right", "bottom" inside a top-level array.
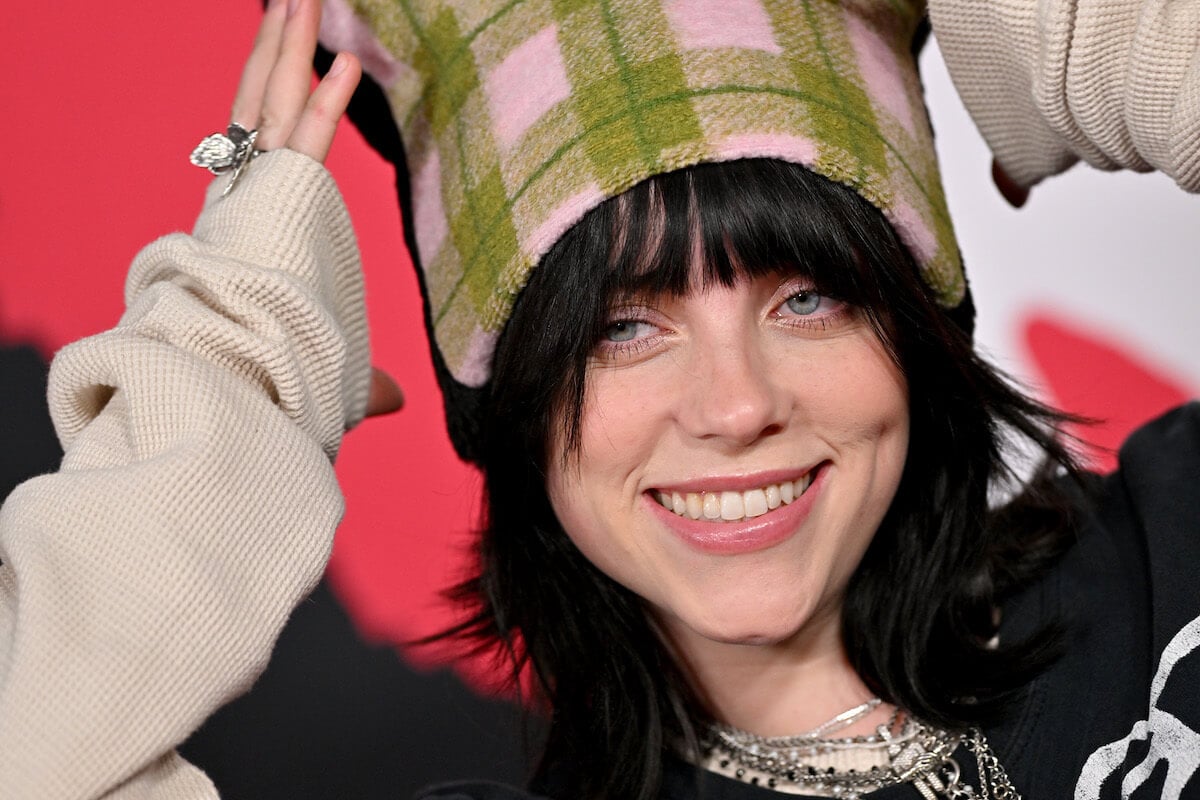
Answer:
[{"left": 653, "top": 473, "right": 814, "bottom": 522}]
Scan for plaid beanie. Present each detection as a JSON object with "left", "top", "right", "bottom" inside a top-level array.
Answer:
[{"left": 320, "top": 0, "right": 965, "bottom": 462}]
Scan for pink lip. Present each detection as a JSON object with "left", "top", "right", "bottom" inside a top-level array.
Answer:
[
  {"left": 646, "top": 463, "right": 828, "bottom": 555},
  {"left": 651, "top": 467, "right": 816, "bottom": 495}
]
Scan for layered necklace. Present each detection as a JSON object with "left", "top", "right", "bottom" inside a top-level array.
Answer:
[{"left": 701, "top": 699, "right": 1021, "bottom": 799}]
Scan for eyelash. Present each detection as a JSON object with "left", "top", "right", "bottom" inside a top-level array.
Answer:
[
  {"left": 594, "top": 316, "right": 665, "bottom": 360},
  {"left": 771, "top": 289, "right": 851, "bottom": 331},
  {"left": 594, "top": 288, "right": 851, "bottom": 361}
]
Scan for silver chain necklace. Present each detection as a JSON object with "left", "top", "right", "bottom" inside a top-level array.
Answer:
[{"left": 703, "top": 700, "right": 1022, "bottom": 799}]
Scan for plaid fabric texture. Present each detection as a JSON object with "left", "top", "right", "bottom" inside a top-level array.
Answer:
[{"left": 322, "top": 0, "right": 963, "bottom": 388}]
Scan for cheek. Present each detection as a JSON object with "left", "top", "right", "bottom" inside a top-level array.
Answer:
[
  {"left": 804, "top": 336, "right": 909, "bottom": 447},
  {"left": 850, "top": 352, "right": 909, "bottom": 474},
  {"left": 806, "top": 339, "right": 911, "bottom": 537},
  {"left": 545, "top": 465, "right": 644, "bottom": 596},
  {"left": 579, "top": 370, "right": 665, "bottom": 454},
  {"left": 855, "top": 362, "right": 909, "bottom": 464},
  {"left": 561, "top": 370, "right": 671, "bottom": 503},
  {"left": 852, "top": 355, "right": 910, "bottom": 533},
  {"left": 544, "top": 437, "right": 633, "bottom": 575},
  {"left": 544, "top": 372, "right": 672, "bottom": 592}
]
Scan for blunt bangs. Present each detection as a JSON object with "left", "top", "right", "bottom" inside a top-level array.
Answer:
[
  {"left": 497, "top": 158, "right": 932, "bottom": 460},
  {"left": 600, "top": 158, "right": 904, "bottom": 313}
]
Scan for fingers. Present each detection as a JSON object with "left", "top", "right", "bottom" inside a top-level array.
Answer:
[
  {"left": 227, "top": 0, "right": 362, "bottom": 165},
  {"left": 287, "top": 53, "right": 361, "bottom": 162},
  {"left": 229, "top": 0, "right": 288, "bottom": 129},
  {"left": 256, "top": 0, "right": 323, "bottom": 151}
]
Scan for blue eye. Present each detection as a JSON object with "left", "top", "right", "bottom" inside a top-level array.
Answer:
[
  {"left": 784, "top": 291, "right": 822, "bottom": 315},
  {"left": 604, "top": 320, "right": 646, "bottom": 342}
]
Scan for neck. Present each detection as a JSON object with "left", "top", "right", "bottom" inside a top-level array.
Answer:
[{"left": 658, "top": 603, "right": 890, "bottom": 738}]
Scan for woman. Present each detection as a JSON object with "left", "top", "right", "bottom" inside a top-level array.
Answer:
[
  {"left": 323, "top": 0, "right": 1199, "bottom": 796},
  {"left": 3, "top": 1, "right": 1197, "bottom": 799},
  {"left": 443, "top": 156, "right": 1074, "bottom": 800}
]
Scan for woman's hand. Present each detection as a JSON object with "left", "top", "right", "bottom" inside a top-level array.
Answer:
[
  {"left": 231, "top": 0, "right": 358, "bottom": 163},
  {"left": 231, "top": 0, "right": 402, "bottom": 417}
]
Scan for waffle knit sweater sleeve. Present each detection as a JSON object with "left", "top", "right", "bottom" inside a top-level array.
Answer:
[
  {"left": 0, "top": 149, "right": 370, "bottom": 799},
  {"left": 928, "top": 0, "right": 1200, "bottom": 191}
]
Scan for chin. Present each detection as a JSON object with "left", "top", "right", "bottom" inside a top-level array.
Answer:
[
  {"left": 672, "top": 592, "right": 825, "bottom": 647},
  {"left": 704, "top": 629, "right": 795, "bottom": 647}
]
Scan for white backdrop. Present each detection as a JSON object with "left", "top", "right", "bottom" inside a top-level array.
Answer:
[{"left": 922, "top": 38, "right": 1200, "bottom": 432}]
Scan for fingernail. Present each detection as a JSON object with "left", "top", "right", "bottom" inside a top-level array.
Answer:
[
  {"left": 328, "top": 53, "right": 348, "bottom": 77},
  {"left": 287, "top": 0, "right": 300, "bottom": 18}
]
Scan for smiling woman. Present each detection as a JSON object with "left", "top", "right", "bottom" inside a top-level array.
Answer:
[
  {"left": 6, "top": 0, "right": 1199, "bottom": 799},
  {"left": 550, "top": 166, "right": 912, "bottom": 658},
  {"left": 453, "top": 157, "right": 1077, "bottom": 799}
]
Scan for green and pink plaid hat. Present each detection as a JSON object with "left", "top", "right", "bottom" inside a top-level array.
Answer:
[{"left": 321, "top": 0, "right": 964, "bottom": 457}]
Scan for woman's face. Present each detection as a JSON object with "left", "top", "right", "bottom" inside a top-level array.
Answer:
[{"left": 545, "top": 272, "right": 909, "bottom": 651}]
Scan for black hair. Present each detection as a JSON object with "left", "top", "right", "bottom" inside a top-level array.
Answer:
[{"left": 439, "top": 159, "right": 1079, "bottom": 800}]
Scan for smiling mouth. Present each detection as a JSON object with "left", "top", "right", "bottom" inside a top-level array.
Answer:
[{"left": 651, "top": 470, "right": 816, "bottom": 523}]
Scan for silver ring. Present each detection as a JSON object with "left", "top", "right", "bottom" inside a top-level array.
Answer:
[{"left": 190, "top": 122, "right": 261, "bottom": 195}]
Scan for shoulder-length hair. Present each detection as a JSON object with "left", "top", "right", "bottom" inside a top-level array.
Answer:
[{"left": 439, "top": 158, "right": 1077, "bottom": 800}]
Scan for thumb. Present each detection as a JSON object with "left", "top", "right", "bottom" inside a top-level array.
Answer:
[
  {"left": 365, "top": 367, "right": 404, "bottom": 418},
  {"left": 992, "top": 159, "right": 1030, "bottom": 208}
]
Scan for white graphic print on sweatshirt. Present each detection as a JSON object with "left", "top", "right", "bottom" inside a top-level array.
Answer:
[{"left": 1075, "top": 614, "right": 1200, "bottom": 799}]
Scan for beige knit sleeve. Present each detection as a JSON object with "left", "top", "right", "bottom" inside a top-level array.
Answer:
[
  {"left": 0, "top": 150, "right": 370, "bottom": 799},
  {"left": 928, "top": 0, "right": 1200, "bottom": 191}
]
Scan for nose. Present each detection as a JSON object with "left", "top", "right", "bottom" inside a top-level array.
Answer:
[{"left": 674, "top": 332, "right": 790, "bottom": 448}]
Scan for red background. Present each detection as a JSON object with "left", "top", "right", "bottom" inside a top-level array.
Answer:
[{"left": 1, "top": 1, "right": 482, "bottom": 676}]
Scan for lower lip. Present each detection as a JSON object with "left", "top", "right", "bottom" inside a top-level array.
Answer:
[{"left": 646, "top": 465, "right": 827, "bottom": 555}]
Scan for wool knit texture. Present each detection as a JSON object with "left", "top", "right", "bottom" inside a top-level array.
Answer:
[
  {"left": 319, "top": 0, "right": 964, "bottom": 388},
  {"left": 0, "top": 150, "right": 368, "bottom": 799},
  {"left": 929, "top": 0, "right": 1200, "bottom": 191}
]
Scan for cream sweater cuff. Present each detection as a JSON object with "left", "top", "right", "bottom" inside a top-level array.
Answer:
[{"left": 930, "top": 0, "right": 1200, "bottom": 191}]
